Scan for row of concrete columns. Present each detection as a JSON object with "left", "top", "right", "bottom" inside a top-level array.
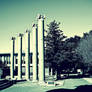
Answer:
[{"left": 10, "top": 15, "right": 45, "bottom": 82}]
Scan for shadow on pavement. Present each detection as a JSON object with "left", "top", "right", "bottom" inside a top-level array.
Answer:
[{"left": 46, "top": 85, "right": 92, "bottom": 92}]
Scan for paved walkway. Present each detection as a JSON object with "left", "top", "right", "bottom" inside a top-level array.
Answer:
[
  {"left": 62, "top": 78, "right": 91, "bottom": 89},
  {"left": 0, "top": 78, "right": 92, "bottom": 92},
  {"left": 83, "top": 78, "right": 92, "bottom": 83}
]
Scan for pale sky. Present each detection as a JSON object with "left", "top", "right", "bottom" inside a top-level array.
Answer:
[{"left": 0, "top": 0, "right": 92, "bottom": 53}]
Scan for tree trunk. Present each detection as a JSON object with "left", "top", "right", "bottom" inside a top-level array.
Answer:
[
  {"left": 57, "top": 68, "right": 61, "bottom": 80},
  {"left": 49, "top": 67, "right": 53, "bottom": 76}
]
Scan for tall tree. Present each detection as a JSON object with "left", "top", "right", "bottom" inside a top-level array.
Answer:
[
  {"left": 45, "top": 20, "right": 82, "bottom": 79},
  {"left": 55, "top": 36, "right": 82, "bottom": 76},
  {"left": 45, "top": 20, "right": 66, "bottom": 76},
  {"left": 76, "top": 30, "right": 92, "bottom": 73}
]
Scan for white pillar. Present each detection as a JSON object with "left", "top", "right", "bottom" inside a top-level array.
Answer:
[
  {"left": 2, "top": 56, "right": 4, "bottom": 62},
  {"left": 37, "top": 15, "right": 45, "bottom": 83},
  {"left": 18, "top": 33, "right": 23, "bottom": 80},
  {"left": 32, "top": 24, "right": 38, "bottom": 82},
  {"left": 25, "top": 30, "right": 30, "bottom": 80},
  {"left": 10, "top": 37, "right": 15, "bottom": 79},
  {"left": 51, "top": 68, "right": 53, "bottom": 76}
]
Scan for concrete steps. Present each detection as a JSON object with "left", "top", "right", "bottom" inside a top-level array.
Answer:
[{"left": 0, "top": 79, "right": 14, "bottom": 90}]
